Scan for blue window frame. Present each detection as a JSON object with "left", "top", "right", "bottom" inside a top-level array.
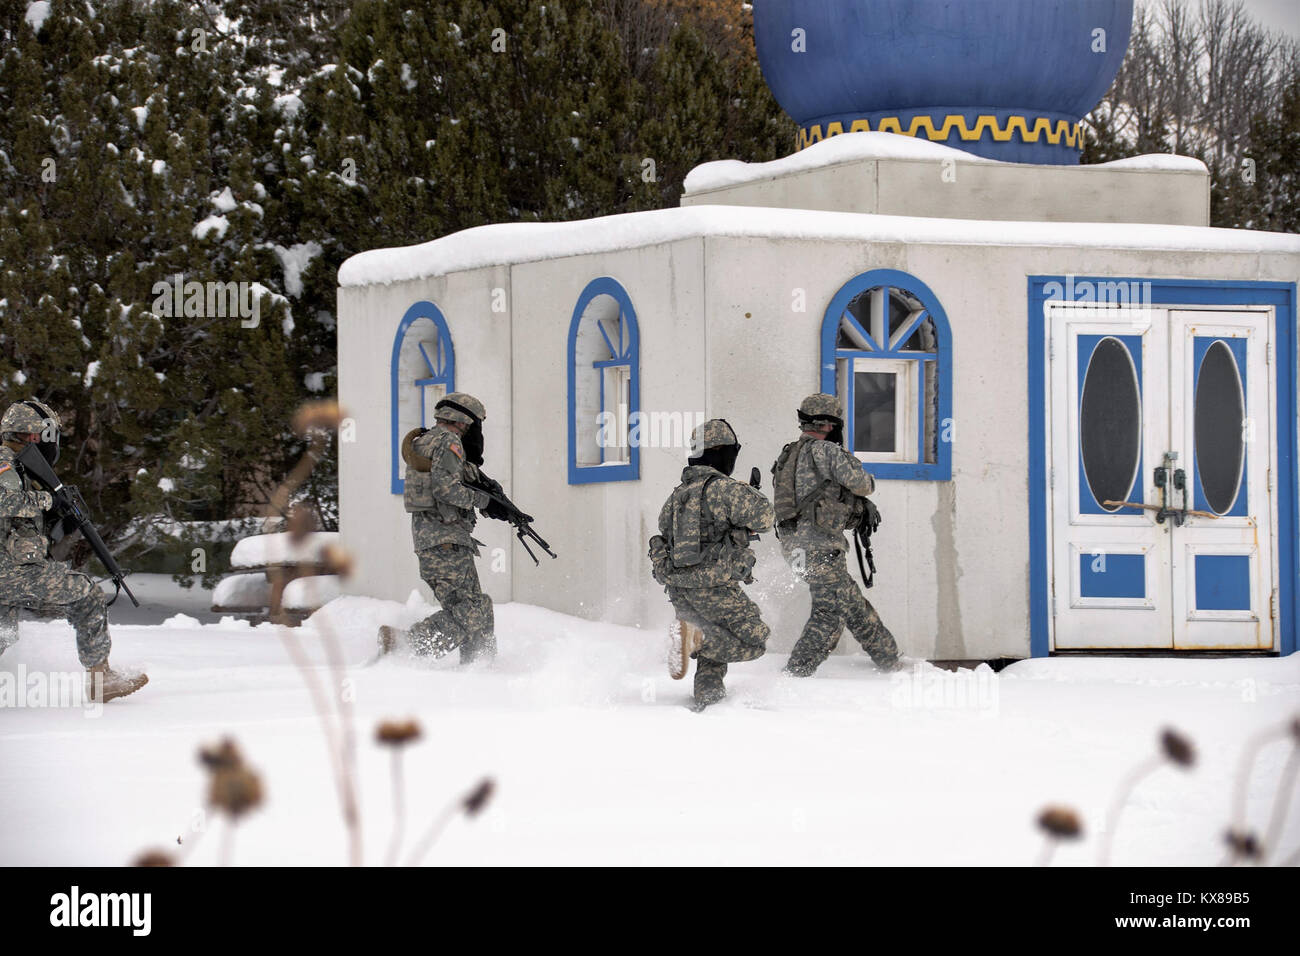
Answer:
[
  {"left": 390, "top": 301, "right": 455, "bottom": 494},
  {"left": 568, "top": 277, "right": 640, "bottom": 484},
  {"left": 820, "top": 269, "right": 953, "bottom": 480}
]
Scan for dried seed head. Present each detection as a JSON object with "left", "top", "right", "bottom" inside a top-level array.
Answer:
[
  {"left": 208, "top": 765, "right": 264, "bottom": 819},
  {"left": 286, "top": 504, "right": 317, "bottom": 544},
  {"left": 198, "top": 738, "right": 243, "bottom": 772},
  {"left": 293, "top": 400, "right": 345, "bottom": 435},
  {"left": 1160, "top": 728, "right": 1196, "bottom": 768},
  {"left": 133, "top": 849, "right": 177, "bottom": 867},
  {"left": 321, "top": 542, "right": 355, "bottom": 580},
  {"left": 1036, "top": 805, "right": 1083, "bottom": 839},
  {"left": 1224, "top": 828, "right": 1261, "bottom": 860},
  {"left": 462, "top": 778, "right": 495, "bottom": 817},
  {"left": 376, "top": 719, "right": 422, "bottom": 746}
]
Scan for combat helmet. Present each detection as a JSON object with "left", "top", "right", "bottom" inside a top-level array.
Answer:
[
  {"left": 797, "top": 393, "right": 842, "bottom": 426},
  {"left": 1, "top": 398, "right": 62, "bottom": 464},
  {"left": 433, "top": 392, "right": 486, "bottom": 426}
]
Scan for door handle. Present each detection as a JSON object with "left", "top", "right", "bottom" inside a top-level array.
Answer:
[{"left": 1153, "top": 463, "right": 1169, "bottom": 524}]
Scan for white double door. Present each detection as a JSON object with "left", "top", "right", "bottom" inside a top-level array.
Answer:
[{"left": 1049, "top": 305, "right": 1275, "bottom": 650}]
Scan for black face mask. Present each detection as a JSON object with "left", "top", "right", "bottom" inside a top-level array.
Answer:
[
  {"left": 462, "top": 421, "right": 484, "bottom": 466},
  {"left": 689, "top": 443, "right": 740, "bottom": 477},
  {"left": 825, "top": 421, "right": 844, "bottom": 447}
]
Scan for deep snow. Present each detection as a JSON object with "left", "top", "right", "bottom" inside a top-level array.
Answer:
[{"left": 1, "top": 592, "right": 1296, "bottom": 866}]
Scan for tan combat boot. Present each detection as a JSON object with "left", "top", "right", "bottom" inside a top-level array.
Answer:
[
  {"left": 667, "top": 620, "right": 703, "bottom": 680},
  {"left": 86, "top": 662, "right": 149, "bottom": 703}
]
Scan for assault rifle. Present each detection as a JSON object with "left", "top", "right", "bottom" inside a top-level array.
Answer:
[
  {"left": 469, "top": 472, "right": 557, "bottom": 566},
  {"left": 16, "top": 444, "right": 140, "bottom": 607},
  {"left": 854, "top": 497, "right": 881, "bottom": 590}
]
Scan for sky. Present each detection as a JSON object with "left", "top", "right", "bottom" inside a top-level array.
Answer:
[{"left": 1219, "top": 0, "right": 1297, "bottom": 37}]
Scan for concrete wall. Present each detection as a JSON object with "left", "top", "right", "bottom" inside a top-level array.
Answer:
[
  {"left": 681, "top": 156, "right": 1210, "bottom": 227},
  {"left": 338, "top": 230, "right": 1296, "bottom": 661}
]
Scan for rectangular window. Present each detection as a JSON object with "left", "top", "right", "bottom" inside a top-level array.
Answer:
[
  {"left": 601, "top": 364, "right": 631, "bottom": 464},
  {"left": 851, "top": 357, "right": 916, "bottom": 463}
]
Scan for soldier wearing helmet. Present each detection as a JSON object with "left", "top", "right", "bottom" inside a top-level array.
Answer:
[
  {"left": 378, "top": 391, "right": 503, "bottom": 663},
  {"left": 0, "top": 398, "right": 148, "bottom": 702},
  {"left": 647, "top": 418, "right": 775, "bottom": 711},
  {"left": 770, "top": 393, "right": 900, "bottom": 676}
]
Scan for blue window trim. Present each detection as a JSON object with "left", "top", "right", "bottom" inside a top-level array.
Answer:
[
  {"left": 819, "top": 269, "right": 953, "bottom": 480},
  {"left": 1027, "top": 276, "right": 1297, "bottom": 657},
  {"left": 567, "top": 277, "right": 640, "bottom": 484},
  {"left": 390, "top": 301, "right": 455, "bottom": 495}
]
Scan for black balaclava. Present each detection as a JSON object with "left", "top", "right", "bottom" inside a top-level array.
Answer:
[
  {"left": 689, "top": 443, "right": 740, "bottom": 477},
  {"left": 462, "top": 421, "right": 484, "bottom": 466}
]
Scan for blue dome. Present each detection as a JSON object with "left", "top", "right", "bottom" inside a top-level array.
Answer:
[{"left": 754, "top": 0, "right": 1133, "bottom": 164}]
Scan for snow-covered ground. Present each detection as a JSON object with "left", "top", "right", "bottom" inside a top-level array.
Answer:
[{"left": 1, "top": 591, "right": 1296, "bottom": 866}]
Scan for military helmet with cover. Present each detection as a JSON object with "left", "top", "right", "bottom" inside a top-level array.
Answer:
[
  {"left": 797, "top": 393, "right": 843, "bottom": 425},
  {"left": 433, "top": 392, "right": 486, "bottom": 426},
  {"left": 2, "top": 398, "right": 62, "bottom": 464}
]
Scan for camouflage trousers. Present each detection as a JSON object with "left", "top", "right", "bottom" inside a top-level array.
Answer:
[
  {"left": 666, "top": 583, "right": 769, "bottom": 706},
  {"left": 0, "top": 560, "right": 111, "bottom": 668},
  {"left": 785, "top": 548, "right": 898, "bottom": 676},
  {"left": 409, "top": 544, "right": 495, "bottom": 664}
]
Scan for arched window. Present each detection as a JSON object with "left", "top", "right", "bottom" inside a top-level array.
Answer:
[
  {"left": 820, "top": 269, "right": 952, "bottom": 480},
  {"left": 567, "top": 277, "right": 640, "bottom": 484},
  {"left": 390, "top": 301, "right": 455, "bottom": 493}
]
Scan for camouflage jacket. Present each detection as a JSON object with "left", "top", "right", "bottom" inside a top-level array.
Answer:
[
  {"left": 405, "top": 425, "right": 490, "bottom": 552},
  {"left": 0, "top": 444, "right": 51, "bottom": 570},
  {"left": 650, "top": 464, "right": 774, "bottom": 588},
  {"left": 773, "top": 436, "right": 874, "bottom": 554}
]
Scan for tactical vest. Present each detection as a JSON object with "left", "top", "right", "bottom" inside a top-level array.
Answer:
[
  {"left": 666, "top": 473, "right": 723, "bottom": 569},
  {"left": 772, "top": 437, "right": 830, "bottom": 533}
]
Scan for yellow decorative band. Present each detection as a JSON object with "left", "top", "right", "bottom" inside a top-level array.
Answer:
[{"left": 797, "top": 114, "right": 1084, "bottom": 152}]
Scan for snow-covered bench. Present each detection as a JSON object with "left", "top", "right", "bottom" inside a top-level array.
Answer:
[{"left": 211, "top": 532, "right": 342, "bottom": 623}]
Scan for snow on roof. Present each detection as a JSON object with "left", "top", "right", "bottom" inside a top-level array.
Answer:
[
  {"left": 682, "top": 132, "right": 1208, "bottom": 194},
  {"left": 684, "top": 132, "right": 995, "bottom": 194},
  {"left": 1095, "top": 154, "right": 1209, "bottom": 172},
  {"left": 338, "top": 204, "right": 1300, "bottom": 289}
]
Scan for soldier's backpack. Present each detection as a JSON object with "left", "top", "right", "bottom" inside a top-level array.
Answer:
[
  {"left": 648, "top": 472, "right": 727, "bottom": 585},
  {"left": 771, "top": 437, "right": 830, "bottom": 536},
  {"left": 667, "top": 472, "right": 723, "bottom": 569}
]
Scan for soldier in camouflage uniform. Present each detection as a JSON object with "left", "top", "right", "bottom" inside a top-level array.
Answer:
[
  {"left": 378, "top": 392, "right": 506, "bottom": 664},
  {"left": 771, "top": 393, "right": 900, "bottom": 676},
  {"left": 648, "top": 419, "right": 775, "bottom": 711},
  {"left": 0, "top": 399, "right": 148, "bottom": 701}
]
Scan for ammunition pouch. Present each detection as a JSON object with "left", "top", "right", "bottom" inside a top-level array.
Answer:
[
  {"left": 648, "top": 534, "right": 671, "bottom": 586},
  {"left": 813, "top": 491, "right": 856, "bottom": 534},
  {"left": 5, "top": 533, "right": 46, "bottom": 566},
  {"left": 729, "top": 542, "right": 757, "bottom": 584},
  {"left": 403, "top": 469, "right": 436, "bottom": 513}
]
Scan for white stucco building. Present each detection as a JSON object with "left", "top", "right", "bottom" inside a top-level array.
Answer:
[{"left": 337, "top": 129, "right": 1299, "bottom": 662}]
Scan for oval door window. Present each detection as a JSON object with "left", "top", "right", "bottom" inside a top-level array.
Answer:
[
  {"left": 1194, "top": 340, "right": 1245, "bottom": 515},
  {"left": 1080, "top": 337, "right": 1141, "bottom": 512}
]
